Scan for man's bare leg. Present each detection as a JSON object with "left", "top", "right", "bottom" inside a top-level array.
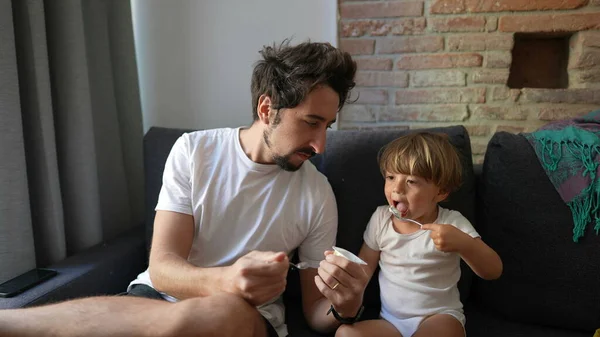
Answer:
[
  {"left": 0, "top": 293, "right": 269, "bottom": 337},
  {"left": 336, "top": 319, "right": 401, "bottom": 337}
]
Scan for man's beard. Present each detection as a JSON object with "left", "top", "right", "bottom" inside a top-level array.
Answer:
[
  {"left": 273, "top": 154, "right": 302, "bottom": 172},
  {"left": 263, "top": 130, "right": 315, "bottom": 172}
]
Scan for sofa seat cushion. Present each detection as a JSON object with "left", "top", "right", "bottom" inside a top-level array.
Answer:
[
  {"left": 464, "top": 302, "right": 590, "bottom": 337},
  {"left": 472, "top": 132, "right": 600, "bottom": 332}
]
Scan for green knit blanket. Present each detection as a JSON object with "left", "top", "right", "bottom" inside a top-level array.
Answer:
[{"left": 524, "top": 110, "right": 600, "bottom": 242}]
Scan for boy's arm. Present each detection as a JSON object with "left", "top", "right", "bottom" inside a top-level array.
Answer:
[
  {"left": 358, "top": 242, "right": 380, "bottom": 280},
  {"left": 458, "top": 236, "right": 503, "bottom": 280},
  {"left": 422, "top": 223, "right": 503, "bottom": 280}
]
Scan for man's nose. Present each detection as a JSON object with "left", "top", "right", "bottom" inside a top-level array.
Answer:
[{"left": 311, "top": 130, "right": 327, "bottom": 154}]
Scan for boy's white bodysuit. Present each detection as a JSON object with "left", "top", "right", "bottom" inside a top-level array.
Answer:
[
  {"left": 363, "top": 205, "right": 479, "bottom": 337},
  {"left": 129, "top": 128, "right": 338, "bottom": 337}
]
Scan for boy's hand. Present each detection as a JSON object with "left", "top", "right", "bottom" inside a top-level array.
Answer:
[
  {"left": 421, "top": 223, "right": 470, "bottom": 253},
  {"left": 314, "top": 251, "right": 369, "bottom": 318}
]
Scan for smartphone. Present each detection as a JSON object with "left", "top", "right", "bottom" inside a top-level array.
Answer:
[{"left": 0, "top": 268, "right": 58, "bottom": 298}]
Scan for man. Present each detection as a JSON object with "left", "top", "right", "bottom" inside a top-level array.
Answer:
[{"left": 0, "top": 40, "right": 369, "bottom": 337}]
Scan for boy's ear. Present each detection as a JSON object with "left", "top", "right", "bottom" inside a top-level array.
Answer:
[
  {"left": 435, "top": 189, "right": 450, "bottom": 203},
  {"left": 257, "top": 95, "right": 273, "bottom": 124}
]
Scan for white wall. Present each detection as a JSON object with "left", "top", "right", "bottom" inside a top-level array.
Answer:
[{"left": 131, "top": 0, "right": 338, "bottom": 133}]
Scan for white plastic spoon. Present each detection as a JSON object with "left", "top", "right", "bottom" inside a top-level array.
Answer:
[
  {"left": 289, "top": 261, "right": 311, "bottom": 270},
  {"left": 388, "top": 205, "right": 424, "bottom": 227}
]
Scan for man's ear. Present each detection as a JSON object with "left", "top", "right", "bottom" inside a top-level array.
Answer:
[{"left": 257, "top": 95, "right": 273, "bottom": 124}]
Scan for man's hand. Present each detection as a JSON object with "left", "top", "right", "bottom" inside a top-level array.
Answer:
[
  {"left": 223, "top": 251, "right": 289, "bottom": 306},
  {"left": 314, "top": 251, "right": 369, "bottom": 318},
  {"left": 421, "top": 223, "right": 470, "bottom": 253}
]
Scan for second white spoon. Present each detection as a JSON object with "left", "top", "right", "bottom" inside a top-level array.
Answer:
[{"left": 289, "top": 261, "right": 311, "bottom": 270}]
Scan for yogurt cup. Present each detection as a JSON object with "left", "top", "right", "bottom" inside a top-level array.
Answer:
[{"left": 332, "top": 246, "right": 367, "bottom": 265}]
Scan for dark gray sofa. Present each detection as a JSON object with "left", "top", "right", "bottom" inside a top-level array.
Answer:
[
  {"left": 4, "top": 125, "right": 598, "bottom": 337},
  {"left": 0, "top": 226, "right": 146, "bottom": 309},
  {"left": 142, "top": 125, "right": 599, "bottom": 336}
]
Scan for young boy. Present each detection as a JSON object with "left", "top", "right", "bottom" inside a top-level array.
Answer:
[{"left": 336, "top": 132, "right": 503, "bottom": 337}]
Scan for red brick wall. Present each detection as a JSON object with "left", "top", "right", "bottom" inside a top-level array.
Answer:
[{"left": 338, "top": 0, "right": 600, "bottom": 163}]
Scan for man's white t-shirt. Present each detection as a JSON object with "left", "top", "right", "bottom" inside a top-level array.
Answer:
[
  {"left": 363, "top": 205, "right": 479, "bottom": 320},
  {"left": 129, "top": 128, "right": 338, "bottom": 337}
]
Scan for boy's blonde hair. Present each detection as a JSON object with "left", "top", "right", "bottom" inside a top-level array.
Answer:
[{"left": 378, "top": 131, "right": 463, "bottom": 193}]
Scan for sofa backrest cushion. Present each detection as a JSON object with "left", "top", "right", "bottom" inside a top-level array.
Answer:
[
  {"left": 144, "top": 127, "right": 194, "bottom": 251},
  {"left": 472, "top": 132, "right": 600, "bottom": 331},
  {"left": 305, "top": 126, "right": 476, "bottom": 310}
]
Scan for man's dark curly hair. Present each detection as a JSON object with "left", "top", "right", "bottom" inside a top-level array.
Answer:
[{"left": 250, "top": 39, "right": 357, "bottom": 121}]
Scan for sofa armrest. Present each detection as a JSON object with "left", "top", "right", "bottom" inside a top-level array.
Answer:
[{"left": 0, "top": 226, "right": 147, "bottom": 309}]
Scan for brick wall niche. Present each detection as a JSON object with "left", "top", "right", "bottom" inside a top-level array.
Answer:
[{"left": 338, "top": 0, "right": 600, "bottom": 163}]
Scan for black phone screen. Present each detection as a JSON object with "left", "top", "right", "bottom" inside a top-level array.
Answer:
[{"left": 0, "top": 268, "right": 58, "bottom": 298}]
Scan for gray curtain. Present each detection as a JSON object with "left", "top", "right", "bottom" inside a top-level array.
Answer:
[{"left": 0, "top": 0, "right": 144, "bottom": 283}]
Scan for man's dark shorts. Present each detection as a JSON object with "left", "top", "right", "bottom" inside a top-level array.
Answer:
[{"left": 124, "top": 284, "right": 279, "bottom": 337}]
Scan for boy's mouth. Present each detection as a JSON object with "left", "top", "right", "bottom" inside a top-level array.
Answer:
[{"left": 392, "top": 200, "right": 408, "bottom": 217}]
